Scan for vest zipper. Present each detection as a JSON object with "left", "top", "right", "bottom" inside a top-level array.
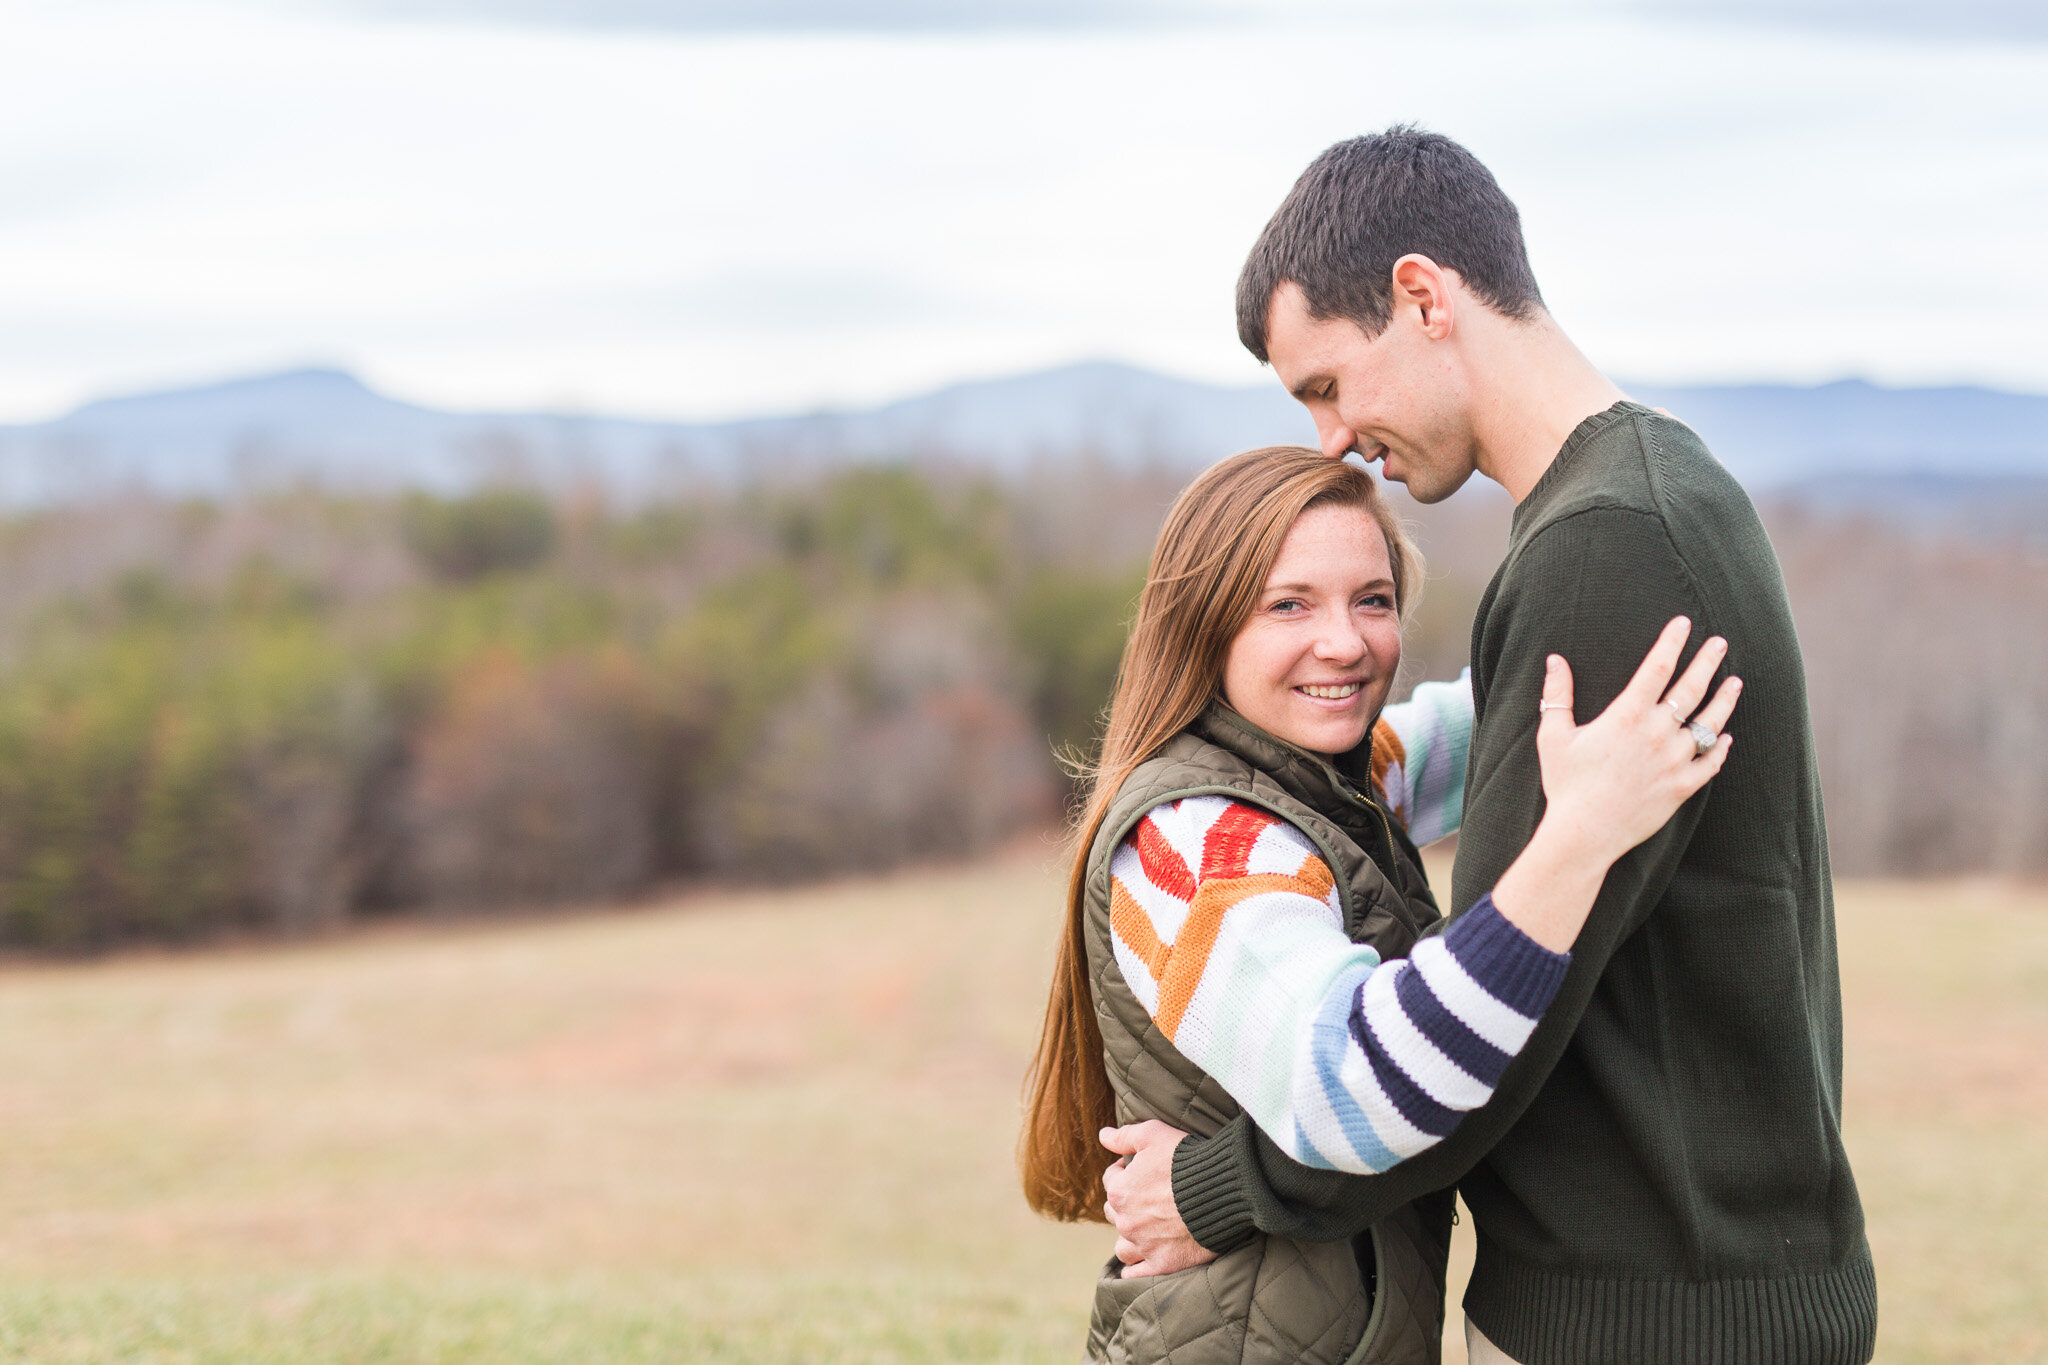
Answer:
[
  {"left": 1342, "top": 779, "right": 1398, "bottom": 861},
  {"left": 1366, "top": 796, "right": 1396, "bottom": 862}
]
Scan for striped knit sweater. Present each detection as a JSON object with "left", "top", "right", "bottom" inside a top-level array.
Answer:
[
  {"left": 1108, "top": 676, "right": 1568, "bottom": 1175},
  {"left": 1370, "top": 672, "right": 1474, "bottom": 848}
]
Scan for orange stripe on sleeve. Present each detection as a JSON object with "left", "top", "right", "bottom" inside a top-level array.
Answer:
[
  {"left": 1370, "top": 716, "right": 1405, "bottom": 804},
  {"left": 1154, "top": 871, "right": 1334, "bottom": 1037},
  {"left": 1291, "top": 851, "right": 1336, "bottom": 902},
  {"left": 1109, "top": 879, "right": 1166, "bottom": 979}
]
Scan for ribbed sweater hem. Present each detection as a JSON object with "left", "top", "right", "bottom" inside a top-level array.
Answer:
[
  {"left": 1465, "top": 1238, "right": 1878, "bottom": 1365},
  {"left": 1171, "top": 1124, "right": 1260, "bottom": 1255}
]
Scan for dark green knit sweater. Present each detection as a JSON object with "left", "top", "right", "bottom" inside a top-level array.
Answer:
[{"left": 1171, "top": 403, "right": 1876, "bottom": 1364}]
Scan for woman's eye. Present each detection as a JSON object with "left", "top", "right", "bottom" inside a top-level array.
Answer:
[
  {"left": 1271, "top": 599, "right": 1306, "bottom": 614},
  {"left": 1358, "top": 594, "right": 1394, "bottom": 611}
]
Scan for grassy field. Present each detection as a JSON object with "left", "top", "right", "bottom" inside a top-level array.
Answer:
[{"left": 0, "top": 849, "right": 2041, "bottom": 1363}]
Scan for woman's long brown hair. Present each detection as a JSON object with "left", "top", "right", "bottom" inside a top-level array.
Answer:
[{"left": 1019, "top": 446, "right": 1423, "bottom": 1222}]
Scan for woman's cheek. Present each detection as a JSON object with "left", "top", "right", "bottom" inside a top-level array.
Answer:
[
  {"left": 1218, "top": 624, "right": 1281, "bottom": 718},
  {"left": 1370, "top": 617, "right": 1402, "bottom": 673}
]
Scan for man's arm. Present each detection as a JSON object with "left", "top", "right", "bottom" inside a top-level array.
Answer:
[{"left": 1162, "top": 507, "right": 1719, "bottom": 1246}]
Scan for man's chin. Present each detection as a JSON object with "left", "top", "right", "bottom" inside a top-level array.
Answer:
[{"left": 1395, "top": 465, "right": 1476, "bottom": 505}]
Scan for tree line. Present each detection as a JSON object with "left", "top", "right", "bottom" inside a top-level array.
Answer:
[{"left": 0, "top": 461, "right": 2036, "bottom": 950}]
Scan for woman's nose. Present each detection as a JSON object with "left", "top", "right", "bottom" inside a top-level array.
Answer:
[{"left": 1313, "top": 617, "right": 1368, "bottom": 662}]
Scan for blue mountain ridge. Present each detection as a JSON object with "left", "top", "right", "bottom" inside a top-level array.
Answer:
[{"left": 1, "top": 361, "right": 2043, "bottom": 506}]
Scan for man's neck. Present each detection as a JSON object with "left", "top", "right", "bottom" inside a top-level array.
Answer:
[{"left": 1464, "top": 312, "right": 1625, "bottom": 504}]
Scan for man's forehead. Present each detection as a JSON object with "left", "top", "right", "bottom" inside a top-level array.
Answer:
[
  {"left": 1267, "top": 283, "right": 1363, "bottom": 373},
  {"left": 1266, "top": 281, "right": 1316, "bottom": 340}
]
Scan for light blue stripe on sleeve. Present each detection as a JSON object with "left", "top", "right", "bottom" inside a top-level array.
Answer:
[
  {"left": 1290, "top": 1116, "right": 1339, "bottom": 1171},
  {"left": 1305, "top": 961, "right": 1403, "bottom": 1173}
]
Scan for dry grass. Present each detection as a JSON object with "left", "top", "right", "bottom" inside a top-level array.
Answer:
[
  {"left": 0, "top": 849, "right": 2041, "bottom": 1361},
  {"left": 1832, "top": 880, "right": 2048, "bottom": 1363}
]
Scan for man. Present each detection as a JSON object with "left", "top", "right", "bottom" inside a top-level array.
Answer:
[{"left": 1100, "top": 128, "right": 1876, "bottom": 1364}]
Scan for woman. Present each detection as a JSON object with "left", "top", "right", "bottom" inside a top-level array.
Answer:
[{"left": 1020, "top": 447, "right": 1737, "bottom": 1364}]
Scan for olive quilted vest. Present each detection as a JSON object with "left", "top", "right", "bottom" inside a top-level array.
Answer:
[{"left": 1081, "top": 703, "right": 1454, "bottom": 1365}]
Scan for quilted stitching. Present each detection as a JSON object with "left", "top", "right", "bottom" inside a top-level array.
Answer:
[{"left": 1353, "top": 1204, "right": 1450, "bottom": 1365}]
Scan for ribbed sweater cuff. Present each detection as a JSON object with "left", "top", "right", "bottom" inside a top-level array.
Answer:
[
  {"left": 1446, "top": 893, "right": 1572, "bottom": 1019},
  {"left": 1170, "top": 1122, "right": 1260, "bottom": 1255}
]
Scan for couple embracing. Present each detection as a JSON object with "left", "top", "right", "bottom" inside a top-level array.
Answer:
[{"left": 1021, "top": 130, "right": 1876, "bottom": 1365}]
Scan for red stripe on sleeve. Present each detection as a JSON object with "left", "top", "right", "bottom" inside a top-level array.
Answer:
[
  {"left": 1201, "top": 803, "right": 1281, "bottom": 880},
  {"left": 1133, "top": 814, "right": 1196, "bottom": 902}
]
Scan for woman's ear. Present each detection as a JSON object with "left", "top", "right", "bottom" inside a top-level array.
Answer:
[{"left": 1389, "top": 254, "right": 1455, "bottom": 340}]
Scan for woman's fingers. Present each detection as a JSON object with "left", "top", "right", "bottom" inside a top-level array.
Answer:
[
  {"left": 1536, "top": 654, "right": 1575, "bottom": 736},
  {"left": 1691, "top": 675, "right": 1744, "bottom": 737},
  {"left": 1676, "top": 733, "right": 1734, "bottom": 795},
  {"left": 1672, "top": 682, "right": 1739, "bottom": 797},
  {"left": 1617, "top": 616, "right": 1694, "bottom": 709},
  {"left": 1659, "top": 634, "right": 1729, "bottom": 723}
]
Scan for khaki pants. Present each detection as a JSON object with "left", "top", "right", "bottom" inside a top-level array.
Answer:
[{"left": 1464, "top": 1319, "right": 1526, "bottom": 1365}]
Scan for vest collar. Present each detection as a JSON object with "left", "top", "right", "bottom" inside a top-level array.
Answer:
[{"left": 1190, "top": 701, "right": 1380, "bottom": 820}]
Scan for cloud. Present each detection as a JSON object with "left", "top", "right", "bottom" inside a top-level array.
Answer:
[
  {"left": 1635, "top": 0, "right": 2048, "bottom": 41},
  {"left": 333, "top": 0, "right": 1180, "bottom": 30},
  {"left": 4, "top": 3, "right": 2045, "bottom": 423},
  {"left": 314, "top": 0, "right": 2046, "bottom": 41}
]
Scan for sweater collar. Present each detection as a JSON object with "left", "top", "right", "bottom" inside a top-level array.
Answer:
[{"left": 1511, "top": 399, "right": 1648, "bottom": 538}]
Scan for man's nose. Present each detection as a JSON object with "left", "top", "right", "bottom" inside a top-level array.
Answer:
[{"left": 1314, "top": 416, "right": 1355, "bottom": 462}]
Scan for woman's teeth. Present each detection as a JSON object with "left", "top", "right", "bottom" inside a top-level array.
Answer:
[{"left": 1298, "top": 683, "right": 1361, "bottom": 700}]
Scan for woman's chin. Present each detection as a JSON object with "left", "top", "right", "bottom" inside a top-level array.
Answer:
[{"left": 1272, "top": 712, "right": 1371, "bottom": 758}]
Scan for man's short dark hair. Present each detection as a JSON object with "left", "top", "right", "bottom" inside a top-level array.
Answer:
[{"left": 1236, "top": 127, "right": 1544, "bottom": 362}]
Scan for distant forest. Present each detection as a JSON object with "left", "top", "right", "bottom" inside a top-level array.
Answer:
[{"left": 0, "top": 459, "right": 2039, "bottom": 950}]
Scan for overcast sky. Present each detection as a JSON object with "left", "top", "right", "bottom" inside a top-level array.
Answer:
[{"left": 1, "top": 0, "right": 2043, "bottom": 422}]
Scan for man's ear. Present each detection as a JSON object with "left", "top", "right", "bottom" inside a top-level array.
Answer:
[{"left": 1390, "top": 254, "right": 1454, "bottom": 340}]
